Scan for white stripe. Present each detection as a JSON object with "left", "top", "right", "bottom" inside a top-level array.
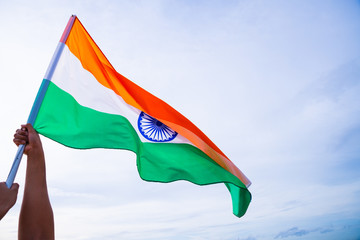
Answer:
[{"left": 51, "top": 45, "right": 192, "bottom": 145}]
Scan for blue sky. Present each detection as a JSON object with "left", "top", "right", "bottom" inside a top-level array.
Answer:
[{"left": 0, "top": 1, "right": 359, "bottom": 239}]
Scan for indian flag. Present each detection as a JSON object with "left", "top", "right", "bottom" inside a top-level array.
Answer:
[{"left": 30, "top": 15, "right": 251, "bottom": 217}]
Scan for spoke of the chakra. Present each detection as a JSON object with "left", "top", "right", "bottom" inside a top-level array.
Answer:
[
  {"left": 155, "top": 130, "right": 160, "bottom": 140},
  {"left": 164, "top": 127, "right": 173, "bottom": 135},
  {"left": 143, "top": 126, "right": 153, "bottom": 131},
  {"left": 160, "top": 130, "right": 165, "bottom": 140},
  {"left": 149, "top": 128, "right": 157, "bottom": 137}
]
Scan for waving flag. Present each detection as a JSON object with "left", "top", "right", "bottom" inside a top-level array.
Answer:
[{"left": 29, "top": 15, "right": 251, "bottom": 217}]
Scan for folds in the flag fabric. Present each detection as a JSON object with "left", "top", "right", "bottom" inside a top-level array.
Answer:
[{"left": 32, "top": 15, "right": 251, "bottom": 217}]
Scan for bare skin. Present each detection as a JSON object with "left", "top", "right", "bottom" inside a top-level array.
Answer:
[
  {"left": 13, "top": 124, "right": 54, "bottom": 240},
  {"left": 0, "top": 181, "right": 19, "bottom": 220}
]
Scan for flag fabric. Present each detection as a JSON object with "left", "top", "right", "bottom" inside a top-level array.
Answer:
[{"left": 32, "top": 16, "right": 251, "bottom": 217}]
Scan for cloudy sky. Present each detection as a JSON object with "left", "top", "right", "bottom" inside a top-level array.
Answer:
[{"left": 0, "top": 0, "right": 359, "bottom": 239}]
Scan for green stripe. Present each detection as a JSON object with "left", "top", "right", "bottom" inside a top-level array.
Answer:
[
  {"left": 34, "top": 81, "right": 251, "bottom": 217},
  {"left": 34, "top": 81, "right": 139, "bottom": 151},
  {"left": 139, "top": 143, "right": 251, "bottom": 217}
]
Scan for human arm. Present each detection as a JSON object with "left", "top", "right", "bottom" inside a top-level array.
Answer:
[{"left": 13, "top": 124, "right": 54, "bottom": 240}]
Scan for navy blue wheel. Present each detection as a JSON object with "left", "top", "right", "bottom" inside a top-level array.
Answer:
[{"left": 137, "top": 112, "right": 178, "bottom": 142}]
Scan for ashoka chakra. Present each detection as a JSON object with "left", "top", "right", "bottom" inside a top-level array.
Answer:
[{"left": 137, "top": 112, "right": 178, "bottom": 142}]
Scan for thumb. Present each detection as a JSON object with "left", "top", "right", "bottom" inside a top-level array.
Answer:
[
  {"left": 21, "top": 123, "right": 36, "bottom": 134},
  {"left": 11, "top": 183, "right": 19, "bottom": 193}
]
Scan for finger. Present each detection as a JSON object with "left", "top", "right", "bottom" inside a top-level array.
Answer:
[
  {"left": 15, "top": 129, "right": 28, "bottom": 136},
  {"left": 13, "top": 134, "right": 27, "bottom": 145},
  {"left": 14, "top": 132, "right": 28, "bottom": 142},
  {"left": 17, "top": 125, "right": 28, "bottom": 137},
  {"left": 13, "top": 135, "right": 27, "bottom": 142},
  {"left": 13, "top": 139, "right": 26, "bottom": 146},
  {"left": 11, "top": 183, "right": 19, "bottom": 192},
  {"left": 24, "top": 123, "right": 36, "bottom": 134},
  {"left": 15, "top": 128, "right": 29, "bottom": 140}
]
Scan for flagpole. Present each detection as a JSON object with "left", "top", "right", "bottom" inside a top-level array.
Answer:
[{"left": 5, "top": 15, "right": 77, "bottom": 188}]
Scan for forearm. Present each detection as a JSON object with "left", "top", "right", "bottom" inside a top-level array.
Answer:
[
  {"left": 23, "top": 150, "right": 48, "bottom": 191},
  {"left": 19, "top": 149, "right": 54, "bottom": 240}
]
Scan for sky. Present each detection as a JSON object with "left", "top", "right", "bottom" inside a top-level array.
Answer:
[{"left": 0, "top": 0, "right": 359, "bottom": 239}]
